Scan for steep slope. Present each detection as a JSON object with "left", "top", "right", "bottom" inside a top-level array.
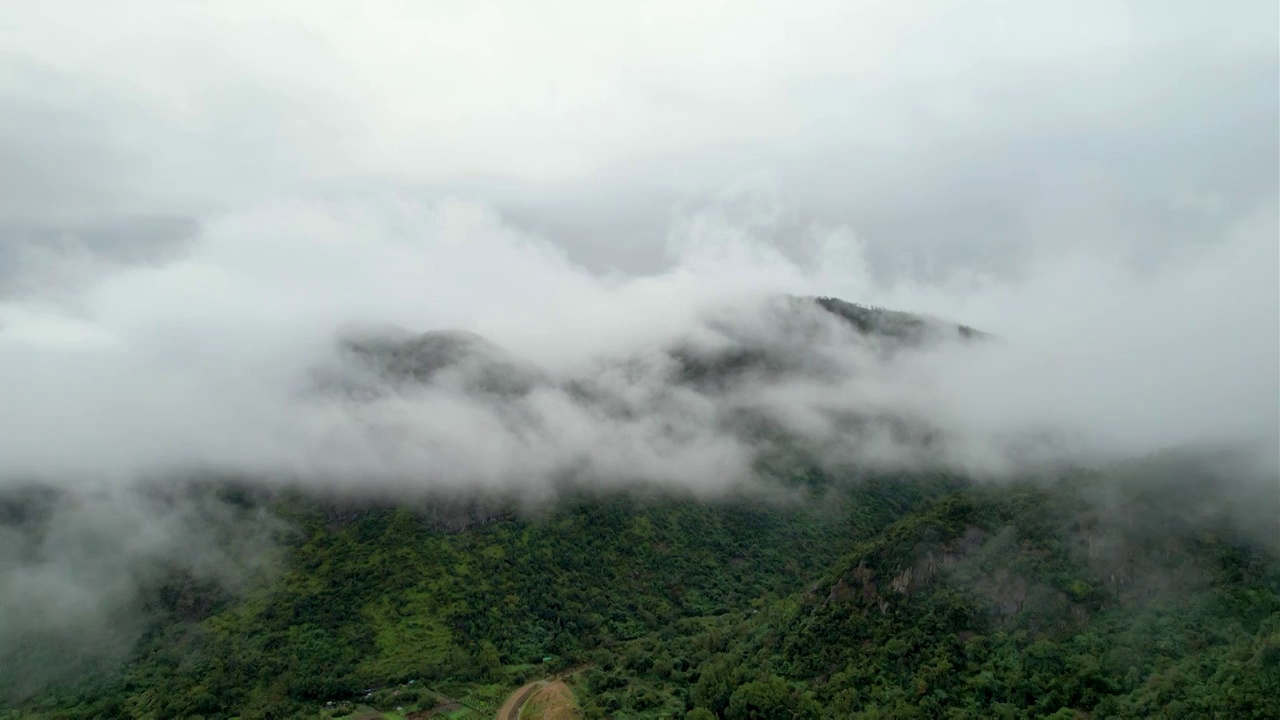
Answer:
[
  {"left": 570, "top": 453, "right": 1280, "bottom": 719},
  {"left": 2, "top": 298, "right": 1275, "bottom": 719}
]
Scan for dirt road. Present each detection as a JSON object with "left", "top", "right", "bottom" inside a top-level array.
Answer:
[
  {"left": 495, "top": 666, "right": 589, "bottom": 720},
  {"left": 496, "top": 680, "right": 542, "bottom": 720}
]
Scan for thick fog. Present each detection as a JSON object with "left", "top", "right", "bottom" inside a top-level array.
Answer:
[
  {"left": 1, "top": 193, "right": 1275, "bottom": 494},
  {"left": 1, "top": 0, "right": 1275, "bottom": 501},
  {"left": 0, "top": 2, "right": 1276, "bottom": 689}
]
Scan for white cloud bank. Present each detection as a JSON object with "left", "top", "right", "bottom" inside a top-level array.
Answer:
[
  {"left": 0, "top": 2, "right": 1275, "bottom": 686},
  {"left": 0, "top": 190, "right": 1274, "bottom": 494}
]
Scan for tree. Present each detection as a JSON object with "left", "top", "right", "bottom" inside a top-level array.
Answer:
[
  {"left": 692, "top": 659, "right": 737, "bottom": 717},
  {"left": 478, "top": 641, "right": 502, "bottom": 680},
  {"left": 726, "top": 676, "right": 793, "bottom": 720}
]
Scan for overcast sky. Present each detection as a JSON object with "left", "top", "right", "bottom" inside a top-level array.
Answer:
[
  {"left": 3, "top": 3, "right": 1277, "bottom": 691},
  {"left": 2, "top": 1, "right": 1275, "bottom": 279},
  {"left": 0, "top": 1, "right": 1276, "bottom": 488}
]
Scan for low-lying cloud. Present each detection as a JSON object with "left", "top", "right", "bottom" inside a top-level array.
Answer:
[
  {"left": 0, "top": 482, "right": 280, "bottom": 699},
  {"left": 0, "top": 0, "right": 1276, "bottom": 693},
  {"left": 1, "top": 191, "right": 1275, "bottom": 496},
  {"left": 1, "top": 191, "right": 1274, "bottom": 694}
]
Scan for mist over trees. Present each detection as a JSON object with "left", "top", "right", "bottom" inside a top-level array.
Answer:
[{"left": 2, "top": 1, "right": 1276, "bottom": 718}]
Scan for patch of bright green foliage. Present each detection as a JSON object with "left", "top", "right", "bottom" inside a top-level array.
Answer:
[
  {"left": 5, "top": 457, "right": 1278, "bottom": 719},
  {"left": 4, "top": 471, "right": 877, "bottom": 719},
  {"left": 569, "top": 466, "right": 1280, "bottom": 719}
]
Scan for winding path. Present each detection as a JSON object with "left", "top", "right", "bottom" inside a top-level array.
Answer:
[
  {"left": 495, "top": 666, "right": 590, "bottom": 720},
  {"left": 496, "top": 680, "right": 542, "bottom": 720}
]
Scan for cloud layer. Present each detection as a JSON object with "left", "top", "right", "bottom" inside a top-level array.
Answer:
[
  {"left": 1, "top": 2, "right": 1276, "bottom": 691},
  {"left": 1, "top": 191, "right": 1275, "bottom": 496},
  {"left": 0, "top": 0, "right": 1275, "bottom": 496}
]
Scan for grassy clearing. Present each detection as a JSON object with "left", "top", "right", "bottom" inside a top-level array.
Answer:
[{"left": 359, "top": 590, "right": 457, "bottom": 680}]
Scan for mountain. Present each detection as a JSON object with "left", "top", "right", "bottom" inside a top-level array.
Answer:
[{"left": 2, "top": 298, "right": 1276, "bottom": 720}]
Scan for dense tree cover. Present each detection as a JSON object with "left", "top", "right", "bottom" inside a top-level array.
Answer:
[
  {"left": 3, "top": 457, "right": 1277, "bottom": 719},
  {"left": 2, "top": 473, "right": 913, "bottom": 718},
  {"left": 569, "top": 463, "right": 1280, "bottom": 719}
]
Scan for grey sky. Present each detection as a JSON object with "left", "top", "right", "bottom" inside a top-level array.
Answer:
[
  {"left": 1, "top": 1, "right": 1275, "bottom": 282},
  {"left": 2, "top": 3, "right": 1277, "bottom": 692},
  {"left": 0, "top": 1, "right": 1276, "bottom": 490}
]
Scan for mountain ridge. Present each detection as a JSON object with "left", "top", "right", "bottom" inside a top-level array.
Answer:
[{"left": 1, "top": 297, "right": 1275, "bottom": 719}]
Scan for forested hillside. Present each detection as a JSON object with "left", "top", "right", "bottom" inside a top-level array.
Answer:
[
  {"left": 5, "top": 453, "right": 1277, "bottom": 719},
  {"left": 4, "top": 301, "right": 1276, "bottom": 719}
]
